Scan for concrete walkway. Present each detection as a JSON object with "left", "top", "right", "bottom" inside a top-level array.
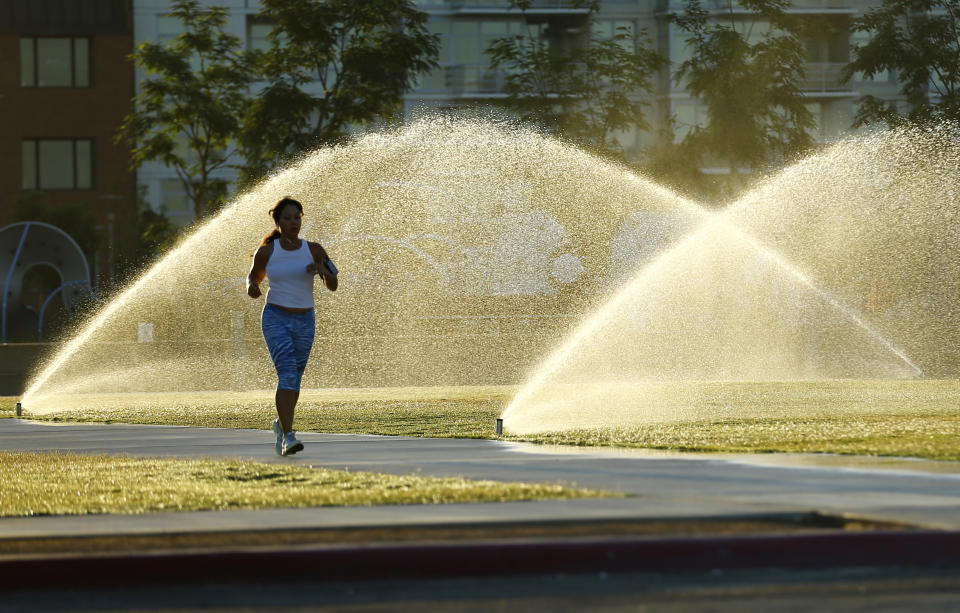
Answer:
[{"left": 1, "top": 418, "right": 959, "bottom": 539}]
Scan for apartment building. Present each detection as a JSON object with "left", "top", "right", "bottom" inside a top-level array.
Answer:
[
  {"left": 409, "top": 0, "right": 656, "bottom": 156},
  {"left": 0, "top": 0, "right": 137, "bottom": 286},
  {"left": 660, "top": 0, "right": 896, "bottom": 167},
  {"left": 411, "top": 0, "right": 899, "bottom": 159},
  {"left": 133, "top": 0, "right": 900, "bottom": 217}
]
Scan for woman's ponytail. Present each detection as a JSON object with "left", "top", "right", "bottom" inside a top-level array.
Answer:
[{"left": 261, "top": 228, "right": 282, "bottom": 246}]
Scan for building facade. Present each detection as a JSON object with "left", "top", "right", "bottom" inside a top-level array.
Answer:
[
  {"left": 0, "top": 0, "right": 137, "bottom": 289},
  {"left": 409, "top": 0, "right": 900, "bottom": 165},
  {"left": 59, "top": 0, "right": 905, "bottom": 222}
]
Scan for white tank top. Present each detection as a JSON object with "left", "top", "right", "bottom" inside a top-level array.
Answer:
[{"left": 265, "top": 239, "right": 315, "bottom": 309}]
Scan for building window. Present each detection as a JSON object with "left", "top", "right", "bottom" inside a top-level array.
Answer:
[
  {"left": 805, "top": 102, "right": 823, "bottom": 140},
  {"left": 161, "top": 179, "right": 193, "bottom": 223},
  {"left": 247, "top": 18, "right": 276, "bottom": 52},
  {"left": 669, "top": 23, "right": 693, "bottom": 78},
  {"left": 420, "top": 19, "right": 524, "bottom": 94},
  {"left": 594, "top": 19, "right": 636, "bottom": 47},
  {"left": 450, "top": 19, "right": 523, "bottom": 66},
  {"left": 156, "top": 16, "right": 184, "bottom": 46},
  {"left": 851, "top": 32, "right": 889, "bottom": 83},
  {"left": 156, "top": 15, "right": 206, "bottom": 72},
  {"left": 22, "top": 139, "right": 93, "bottom": 190},
  {"left": 673, "top": 103, "right": 706, "bottom": 142},
  {"left": 20, "top": 37, "right": 90, "bottom": 87}
]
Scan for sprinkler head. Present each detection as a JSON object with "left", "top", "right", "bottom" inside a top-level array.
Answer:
[
  {"left": 495, "top": 418, "right": 503, "bottom": 436},
  {"left": 16, "top": 402, "right": 22, "bottom": 417}
]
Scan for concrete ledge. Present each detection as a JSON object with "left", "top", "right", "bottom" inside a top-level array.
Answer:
[{"left": 2, "top": 530, "right": 958, "bottom": 588}]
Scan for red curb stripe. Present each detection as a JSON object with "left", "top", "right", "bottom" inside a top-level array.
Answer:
[{"left": 2, "top": 531, "right": 959, "bottom": 588}]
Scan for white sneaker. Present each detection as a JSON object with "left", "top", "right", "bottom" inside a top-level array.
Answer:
[
  {"left": 272, "top": 419, "right": 283, "bottom": 456},
  {"left": 282, "top": 431, "right": 304, "bottom": 456}
]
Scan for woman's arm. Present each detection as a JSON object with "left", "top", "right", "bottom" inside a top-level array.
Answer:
[
  {"left": 308, "top": 242, "right": 338, "bottom": 292},
  {"left": 247, "top": 245, "right": 269, "bottom": 298}
]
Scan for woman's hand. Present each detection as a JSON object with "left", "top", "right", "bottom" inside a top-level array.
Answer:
[
  {"left": 247, "top": 281, "right": 262, "bottom": 299},
  {"left": 306, "top": 260, "right": 335, "bottom": 276},
  {"left": 307, "top": 242, "right": 337, "bottom": 291}
]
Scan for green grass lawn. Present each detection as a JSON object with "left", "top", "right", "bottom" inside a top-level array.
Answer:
[
  {"left": 515, "top": 414, "right": 960, "bottom": 460},
  {"left": 4, "top": 387, "right": 509, "bottom": 438},
  {"left": 4, "top": 380, "right": 959, "bottom": 461},
  {"left": 0, "top": 451, "right": 612, "bottom": 517},
  {"left": 506, "top": 380, "right": 960, "bottom": 461}
]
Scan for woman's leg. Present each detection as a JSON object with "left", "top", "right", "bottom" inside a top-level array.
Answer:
[
  {"left": 262, "top": 306, "right": 301, "bottom": 434},
  {"left": 291, "top": 311, "right": 316, "bottom": 393},
  {"left": 275, "top": 389, "right": 297, "bottom": 434},
  {"left": 284, "top": 311, "right": 315, "bottom": 432}
]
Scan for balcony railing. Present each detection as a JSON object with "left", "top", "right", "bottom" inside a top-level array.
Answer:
[
  {"left": 420, "top": 0, "right": 591, "bottom": 10},
  {"left": 421, "top": 61, "right": 853, "bottom": 97},
  {"left": 802, "top": 62, "right": 854, "bottom": 92},
  {"left": 670, "top": 62, "right": 854, "bottom": 93},
  {"left": 658, "top": 0, "right": 856, "bottom": 12},
  {"left": 417, "top": 64, "right": 510, "bottom": 96}
]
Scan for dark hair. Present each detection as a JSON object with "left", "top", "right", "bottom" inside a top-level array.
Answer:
[{"left": 261, "top": 197, "right": 304, "bottom": 246}]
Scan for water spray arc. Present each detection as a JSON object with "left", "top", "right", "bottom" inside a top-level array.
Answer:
[
  {"left": 20, "top": 204, "right": 244, "bottom": 408},
  {"left": 500, "top": 205, "right": 927, "bottom": 432},
  {"left": 502, "top": 222, "right": 718, "bottom": 424},
  {"left": 502, "top": 125, "right": 960, "bottom": 434},
  {"left": 20, "top": 118, "right": 696, "bottom": 413},
  {"left": 715, "top": 217, "right": 923, "bottom": 377},
  {"left": 16, "top": 119, "right": 959, "bottom": 435}
]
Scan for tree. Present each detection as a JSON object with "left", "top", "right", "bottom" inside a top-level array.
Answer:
[
  {"left": 843, "top": 0, "right": 960, "bottom": 127},
  {"left": 109, "top": 191, "right": 182, "bottom": 291},
  {"left": 672, "top": 0, "right": 814, "bottom": 193},
  {"left": 134, "top": 209, "right": 180, "bottom": 263},
  {"left": 641, "top": 123, "right": 721, "bottom": 202},
  {"left": 239, "top": 0, "right": 439, "bottom": 183},
  {"left": 118, "top": 0, "right": 253, "bottom": 220},
  {"left": 485, "top": 0, "right": 666, "bottom": 158}
]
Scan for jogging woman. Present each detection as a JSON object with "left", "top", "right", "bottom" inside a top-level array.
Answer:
[{"left": 247, "top": 197, "right": 337, "bottom": 456}]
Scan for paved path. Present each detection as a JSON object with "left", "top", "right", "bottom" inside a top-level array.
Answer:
[{"left": 1, "top": 419, "right": 959, "bottom": 538}]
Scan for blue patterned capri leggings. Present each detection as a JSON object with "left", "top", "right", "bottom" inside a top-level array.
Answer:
[{"left": 261, "top": 304, "right": 315, "bottom": 392}]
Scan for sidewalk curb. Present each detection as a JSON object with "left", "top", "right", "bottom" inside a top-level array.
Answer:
[{"left": 2, "top": 530, "right": 959, "bottom": 588}]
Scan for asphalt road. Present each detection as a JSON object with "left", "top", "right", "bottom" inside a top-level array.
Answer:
[{"left": 1, "top": 418, "right": 959, "bottom": 536}]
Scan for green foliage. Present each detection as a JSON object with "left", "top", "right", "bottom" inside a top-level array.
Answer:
[
  {"left": 118, "top": 0, "right": 253, "bottom": 219},
  {"left": 844, "top": 0, "right": 960, "bottom": 127},
  {"left": 672, "top": 0, "right": 814, "bottom": 193},
  {"left": 486, "top": 0, "right": 665, "bottom": 158},
  {"left": 13, "top": 194, "right": 101, "bottom": 258},
  {"left": 131, "top": 208, "right": 180, "bottom": 268},
  {"left": 639, "top": 125, "right": 722, "bottom": 203},
  {"left": 238, "top": 0, "right": 439, "bottom": 184}
]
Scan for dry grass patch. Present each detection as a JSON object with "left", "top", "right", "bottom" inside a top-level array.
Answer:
[
  {"left": 0, "top": 451, "right": 612, "bottom": 517},
  {"left": 511, "top": 380, "right": 960, "bottom": 461},
  {"left": 21, "top": 388, "right": 506, "bottom": 438},
  {"left": 516, "top": 413, "right": 960, "bottom": 461}
]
